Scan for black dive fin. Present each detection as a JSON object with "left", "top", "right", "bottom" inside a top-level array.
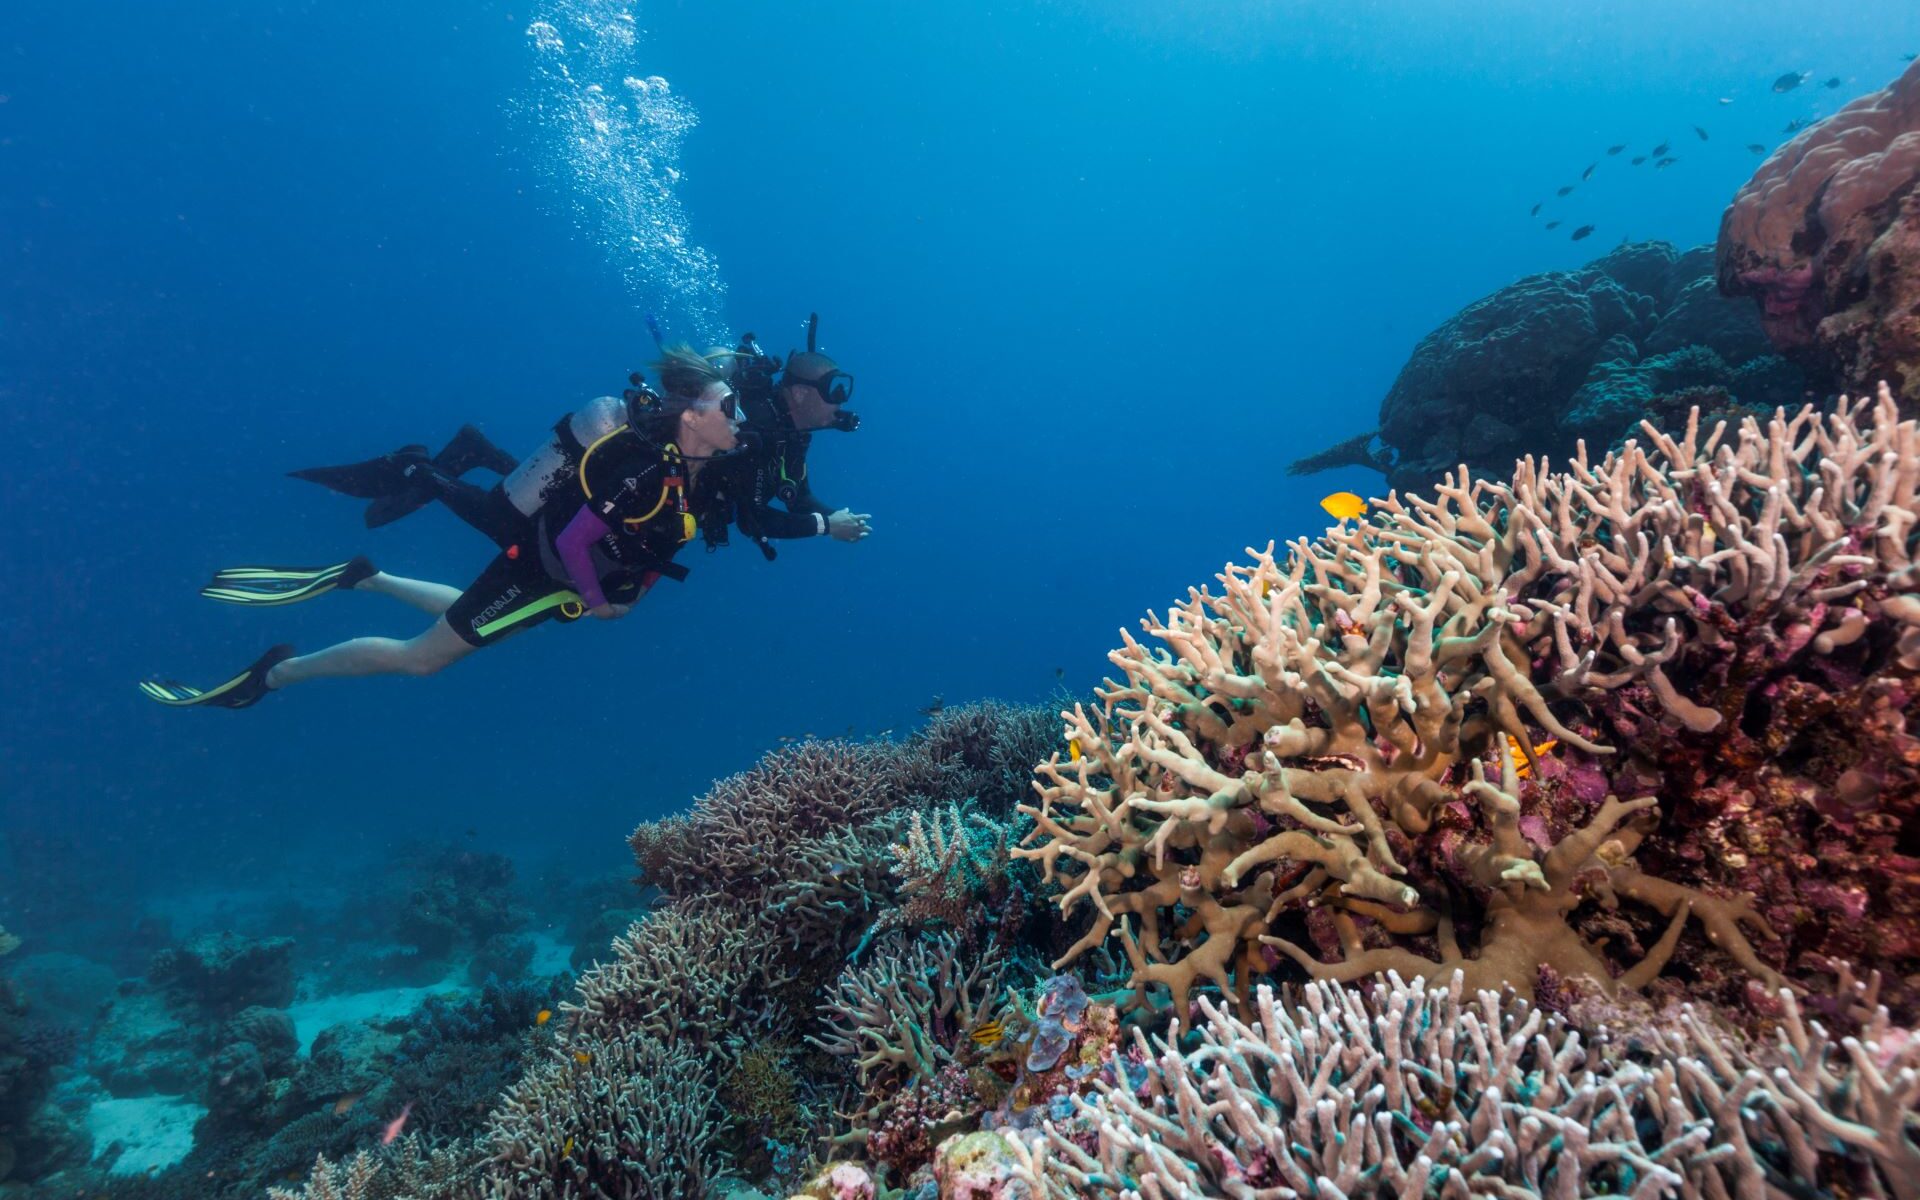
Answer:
[
  {"left": 138, "top": 644, "right": 296, "bottom": 710},
  {"left": 441, "top": 424, "right": 519, "bottom": 478},
  {"left": 361, "top": 426, "right": 517, "bottom": 529},
  {"left": 290, "top": 445, "right": 430, "bottom": 499}
]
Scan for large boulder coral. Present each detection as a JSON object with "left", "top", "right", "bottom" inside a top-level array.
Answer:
[
  {"left": 149, "top": 931, "right": 296, "bottom": 1019},
  {"left": 1291, "top": 241, "right": 1804, "bottom": 493},
  {"left": 1023, "top": 385, "right": 1920, "bottom": 1023},
  {"left": 1719, "top": 59, "right": 1920, "bottom": 398}
]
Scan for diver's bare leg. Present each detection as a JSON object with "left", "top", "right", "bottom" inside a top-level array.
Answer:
[
  {"left": 265, "top": 616, "right": 475, "bottom": 689},
  {"left": 356, "top": 572, "right": 463, "bottom": 616}
]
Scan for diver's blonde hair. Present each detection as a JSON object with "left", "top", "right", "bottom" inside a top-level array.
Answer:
[{"left": 651, "top": 343, "right": 729, "bottom": 404}]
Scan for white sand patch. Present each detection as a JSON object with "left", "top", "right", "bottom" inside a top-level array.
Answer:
[
  {"left": 88, "top": 1095, "right": 205, "bottom": 1175},
  {"left": 288, "top": 967, "right": 467, "bottom": 1055},
  {"left": 527, "top": 929, "right": 575, "bottom": 977}
]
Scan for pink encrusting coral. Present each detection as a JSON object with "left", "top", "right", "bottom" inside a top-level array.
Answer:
[
  {"left": 1020, "top": 385, "right": 1920, "bottom": 1022},
  {"left": 1718, "top": 60, "right": 1920, "bottom": 394}
]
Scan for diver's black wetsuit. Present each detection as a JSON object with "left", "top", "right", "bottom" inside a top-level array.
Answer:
[
  {"left": 695, "top": 381, "right": 837, "bottom": 559},
  {"left": 441, "top": 434, "right": 708, "bottom": 647}
]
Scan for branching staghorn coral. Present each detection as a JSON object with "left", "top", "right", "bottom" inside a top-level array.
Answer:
[
  {"left": 907, "top": 701, "right": 1065, "bottom": 817},
  {"left": 1019, "top": 386, "right": 1920, "bottom": 1017},
  {"left": 267, "top": 1152, "right": 382, "bottom": 1200},
  {"left": 863, "top": 801, "right": 1018, "bottom": 949},
  {"left": 481, "top": 1029, "right": 726, "bottom": 1200},
  {"left": 564, "top": 895, "right": 776, "bottom": 1052},
  {"left": 629, "top": 739, "right": 910, "bottom": 904},
  {"left": 811, "top": 931, "right": 1008, "bottom": 1095},
  {"left": 1022, "top": 973, "right": 1920, "bottom": 1200}
]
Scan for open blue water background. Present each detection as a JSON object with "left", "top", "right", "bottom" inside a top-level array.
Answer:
[{"left": 3, "top": 1, "right": 1916, "bottom": 922}]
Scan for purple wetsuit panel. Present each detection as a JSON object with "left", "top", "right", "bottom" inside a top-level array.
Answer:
[{"left": 554, "top": 506, "right": 612, "bottom": 609}]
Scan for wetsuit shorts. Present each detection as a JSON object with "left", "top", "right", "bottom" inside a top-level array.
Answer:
[
  {"left": 444, "top": 552, "right": 577, "bottom": 648},
  {"left": 444, "top": 553, "right": 656, "bottom": 648}
]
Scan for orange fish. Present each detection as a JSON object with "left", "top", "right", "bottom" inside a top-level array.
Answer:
[
  {"left": 535, "top": 1009, "right": 552, "bottom": 1026},
  {"left": 331, "top": 1091, "right": 363, "bottom": 1116},
  {"left": 574, "top": 1051, "right": 592, "bottom": 1065},
  {"left": 1506, "top": 736, "right": 1559, "bottom": 779},
  {"left": 1067, "top": 738, "right": 1083, "bottom": 763},
  {"left": 1320, "top": 492, "right": 1368, "bottom": 521},
  {"left": 380, "top": 1102, "right": 412, "bottom": 1145}
]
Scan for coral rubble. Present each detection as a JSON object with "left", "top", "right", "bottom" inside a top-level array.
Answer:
[{"left": 1719, "top": 59, "right": 1920, "bottom": 398}]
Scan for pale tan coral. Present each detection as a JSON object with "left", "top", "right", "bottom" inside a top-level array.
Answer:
[{"left": 1018, "top": 387, "right": 1917, "bottom": 1014}]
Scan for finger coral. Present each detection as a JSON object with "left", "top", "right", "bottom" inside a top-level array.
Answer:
[
  {"left": 1022, "top": 973, "right": 1920, "bottom": 1200},
  {"left": 1021, "top": 385, "right": 1920, "bottom": 1019}
]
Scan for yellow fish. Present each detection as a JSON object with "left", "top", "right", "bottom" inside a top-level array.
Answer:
[
  {"left": 535, "top": 1009, "right": 552, "bottom": 1026},
  {"left": 1067, "top": 738, "right": 1083, "bottom": 763},
  {"left": 562, "top": 1136, "right": 574, "bottom": 1157},
  {"left": 1506, "top": 736, "right": 1559, "bottom": 779},
  {"left": 574, "top": 1051, "right": 592, "bottom": 1065},
  {"left": 1320, "top": 492, "right": 1368, "bottom": 521},
  {"left": 970, "top": 1020, "right": 1005, "bottom": 1048}
]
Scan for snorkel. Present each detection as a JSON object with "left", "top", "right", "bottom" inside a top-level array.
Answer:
[{"left": 786, "top": 313, "right": 860, "bottom": 432}]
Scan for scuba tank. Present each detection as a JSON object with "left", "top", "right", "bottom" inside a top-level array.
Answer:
[
  {"left": 502, "top": 371, "right": 664, "bottom": 517},
  {"left": 500, "top": 395, "right": 629, "bottom": 517}
]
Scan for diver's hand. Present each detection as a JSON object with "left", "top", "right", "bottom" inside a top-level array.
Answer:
[
  {"left": 588, "top": 603, "right": 632, "bottom": 620},
  {"left": 828, "top": 509, "right": 872, "bottom": 542}
]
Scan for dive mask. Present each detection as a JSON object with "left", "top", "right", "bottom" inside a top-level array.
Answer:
[{"left": 786, "top": 351, "right": 854, "bottom": 407}]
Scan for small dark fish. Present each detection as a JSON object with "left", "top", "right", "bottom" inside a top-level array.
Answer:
[
  {"left": 1905, "top": 54, "right": 1916, "bottom": 63},
  {"left": 919, "top": 695, "right": 946, "bottom": 717},
  {"left": 1651, "top": 141, "right": 1670, "bottom": 157},
  {"left": 1655, "top": 156, "right": 1678, "bottom": 168},
  {"left": 1822, "top": 77, "right": 1842, "bottom": 89},
  {"left": 1692, "top": 125, "right": 1709, "bottom": 141},
  {"left": 1545, "top": 220, "right": 1562, "bottom": 230},
  {"left": 1529, "top": 202, "right": 1542, "bottom": 217},
  {"left": 1783, "top": 118, "right": 1809, "bottom": 133},
  {"left": 1054, "top": 667, "right": 1064, "bottom": 678},
  {"left": 1631, "top": 155, "right": 1647, "bottom": 165},
  {"left": 1556, "top": 185, "right": 1575, "bottom": 196},
  {"left": 464, "top": 827, "right": 477, "bottom": 838},
  {"left": 1581, "top": 162, "right": 1596, "bottom": 180},
  {"left": 1772, "top": 71, "right": 1807, "bottom": 93},
  {"left": 1606, "top": 144, "right": 1626, "bottom": 155},
  {"left": 1746, "top": 142, "right": 1767, "bottom": 154},
  {"left": 1570, "top": 225, "right": 1595, "bottom": 241}
]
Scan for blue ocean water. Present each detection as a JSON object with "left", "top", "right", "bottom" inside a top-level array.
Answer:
[{"left": 1, "top": 0, "right": 1914, "bottom": 962}]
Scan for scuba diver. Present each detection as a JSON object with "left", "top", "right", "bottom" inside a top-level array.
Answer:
[
  {"left": 138, "top": 348, "right": 742, "bottom": 709},
  {"left": 702, "top": 315, "right": 872, "bottom": 558},
  {"left": 286, "top": 314, "right": 872, "bottom": 559}
]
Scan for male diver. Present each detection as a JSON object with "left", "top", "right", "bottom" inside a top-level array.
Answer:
[
  {"left": 138, "top": 348, "right": 742, "bottom": 708},
  {"left": 288, "top": 314, "right": 872, "bottom": 558}
]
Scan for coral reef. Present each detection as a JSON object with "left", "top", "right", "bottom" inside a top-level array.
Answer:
[
  {"left": 1289, "top": 241, "right": 1805, "bottom": 493},
  {"left": 1022, "top": 973, "right": 1920, "bottom": 1200},
  {"left": 1719, "top": 59, "right": 1920, "bottom": 397},
  {"left": 150, "top": 932, "right": 297, "bottom": 1019},
  {"left": 1024, "top": 386, "right": 1920, "bottom": 1022},
  {"left": 0, "top": 929, "right": 91, "bottom": 1188},
  {"left": 388, "top": 848, "right": 529, "bottom": 963}
]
